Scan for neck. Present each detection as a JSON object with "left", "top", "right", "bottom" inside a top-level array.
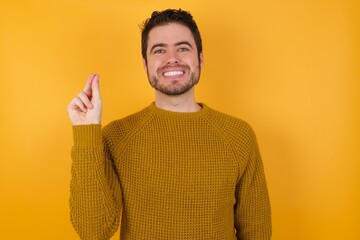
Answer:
[{"left": 155, "top": 88, "right": 201, "bottom": 112}]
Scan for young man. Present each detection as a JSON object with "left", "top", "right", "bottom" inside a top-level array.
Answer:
[{"left": 67, "top": 9, "right": 272, "bottom": 240}]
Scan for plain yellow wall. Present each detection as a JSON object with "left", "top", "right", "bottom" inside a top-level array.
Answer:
[{"left": 0, "top": 0, "right": 359, "bottom": 239}]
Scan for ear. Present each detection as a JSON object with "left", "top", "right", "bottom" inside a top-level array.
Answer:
[
  {"left": 199, "top": 52, "right": 204, "bottom": 69},
  {"left": 142, "top": 58, "right": 148, "bottom": 72}
]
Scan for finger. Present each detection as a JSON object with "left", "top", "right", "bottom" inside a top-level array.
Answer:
[
  {"left": 71, "top": 96, "right": 88, "bottom": 112},
  {"left": 78, "top": 91, "right": 94, "bottom": 109},
  {"left": 82, "top": 74, "right": 96, "bottom": 96},
  {"left": 91, "top": 74, "right": 101, "bottom": 100}
]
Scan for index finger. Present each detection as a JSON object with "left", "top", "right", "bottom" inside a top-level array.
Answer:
[{"left": 83, "top": 74, "right": 97, "bottom": 95}]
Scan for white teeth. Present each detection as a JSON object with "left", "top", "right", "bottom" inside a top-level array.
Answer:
[{"left": 163, "top": 71, "right": 184, "bottom": 77}]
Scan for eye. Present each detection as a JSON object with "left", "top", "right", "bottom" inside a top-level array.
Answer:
[
  {"left": 178, "top": 47, "right": 189, "bottom": 52},
  {"left": 154, "top": 49, "right": 165, "bottom": 54}
]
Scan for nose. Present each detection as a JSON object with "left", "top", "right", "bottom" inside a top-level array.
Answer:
[{"left": 166, "top": 50, "right": 179, "bottom": 64}]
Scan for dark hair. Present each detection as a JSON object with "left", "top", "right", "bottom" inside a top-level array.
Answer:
[{"left": 140, "top": 9, "right": 203, "bottom": 62}]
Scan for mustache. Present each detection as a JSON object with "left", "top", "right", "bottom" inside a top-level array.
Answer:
[{"left": 157, "top": 63, "right": 190, "bottom": 73}]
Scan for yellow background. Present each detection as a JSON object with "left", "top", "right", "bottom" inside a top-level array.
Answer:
[{"left": 1, "top": 0, "right": 359, "bottom": 239}]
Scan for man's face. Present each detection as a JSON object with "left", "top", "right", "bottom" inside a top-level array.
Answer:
[{"left": 143, "top": 23, "right": 203, "bottom": 96}]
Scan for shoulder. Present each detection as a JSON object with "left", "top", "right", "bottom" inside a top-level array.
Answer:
[
  {"left": 102, "top": 105, "right": 153, "bottom": 144},
  {"left": 205, "top": 105, "right": 255, "bottom": 134},
  {"left": 204, "top": 105, "right": 257, "bottom": 146}
]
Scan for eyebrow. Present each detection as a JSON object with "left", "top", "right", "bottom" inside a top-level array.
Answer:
[{"left": 149, "top": 41, "right": 194, "bottom": 53}]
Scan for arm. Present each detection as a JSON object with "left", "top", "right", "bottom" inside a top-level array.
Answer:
[
  {"left": 70, "top": 125, "right": 122, "bottom": 240},
  {"left": 234, "top": 129, "right": 272, "bottom": 239},
  {"left": 67, "top": 75, "right": 122, "bottom": 239}
]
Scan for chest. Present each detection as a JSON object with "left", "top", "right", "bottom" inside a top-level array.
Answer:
[{"left": 115, "top": 126, "right": 241, "bottom": 200}]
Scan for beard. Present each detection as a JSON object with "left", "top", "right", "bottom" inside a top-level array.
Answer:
[{"left": 147, "top": 63, "right": 201, "bottom": 96}]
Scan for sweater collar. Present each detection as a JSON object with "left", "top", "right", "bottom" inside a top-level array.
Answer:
[{"left": 146, "top": 102, "right": 210, "bottom": 119}]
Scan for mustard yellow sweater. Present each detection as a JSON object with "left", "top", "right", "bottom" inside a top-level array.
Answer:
[{"left": 70, "top": 103, "right": 271, "bottom": 240}]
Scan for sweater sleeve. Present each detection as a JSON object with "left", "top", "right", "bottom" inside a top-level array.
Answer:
[
  {"left": 69, "top": 124, "right": 122, "bottom": 240},
  {"left": 234, "top": 128, "right": 272, "bottom": 239}
]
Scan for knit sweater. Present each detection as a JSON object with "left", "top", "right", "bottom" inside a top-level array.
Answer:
[{"left": 70, "top": 103, "right": 271, "bottom": 240}]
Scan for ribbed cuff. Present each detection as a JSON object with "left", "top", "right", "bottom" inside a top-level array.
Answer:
[{"left": 72, "top": 124, "right": 102, "bottom": 146}]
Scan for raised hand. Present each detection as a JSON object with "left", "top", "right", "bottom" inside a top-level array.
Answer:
[{"left": 67, "top": 74, "right": 102, "bottom": 125}]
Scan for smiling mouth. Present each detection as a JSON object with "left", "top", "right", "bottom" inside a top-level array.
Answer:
[{"left": 163, "top": 71, "right": 185, "bottom": 77}]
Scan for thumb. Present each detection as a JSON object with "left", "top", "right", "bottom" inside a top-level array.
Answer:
[{"left": 91, "top": 74, "right": 101, "bottom": 100}]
